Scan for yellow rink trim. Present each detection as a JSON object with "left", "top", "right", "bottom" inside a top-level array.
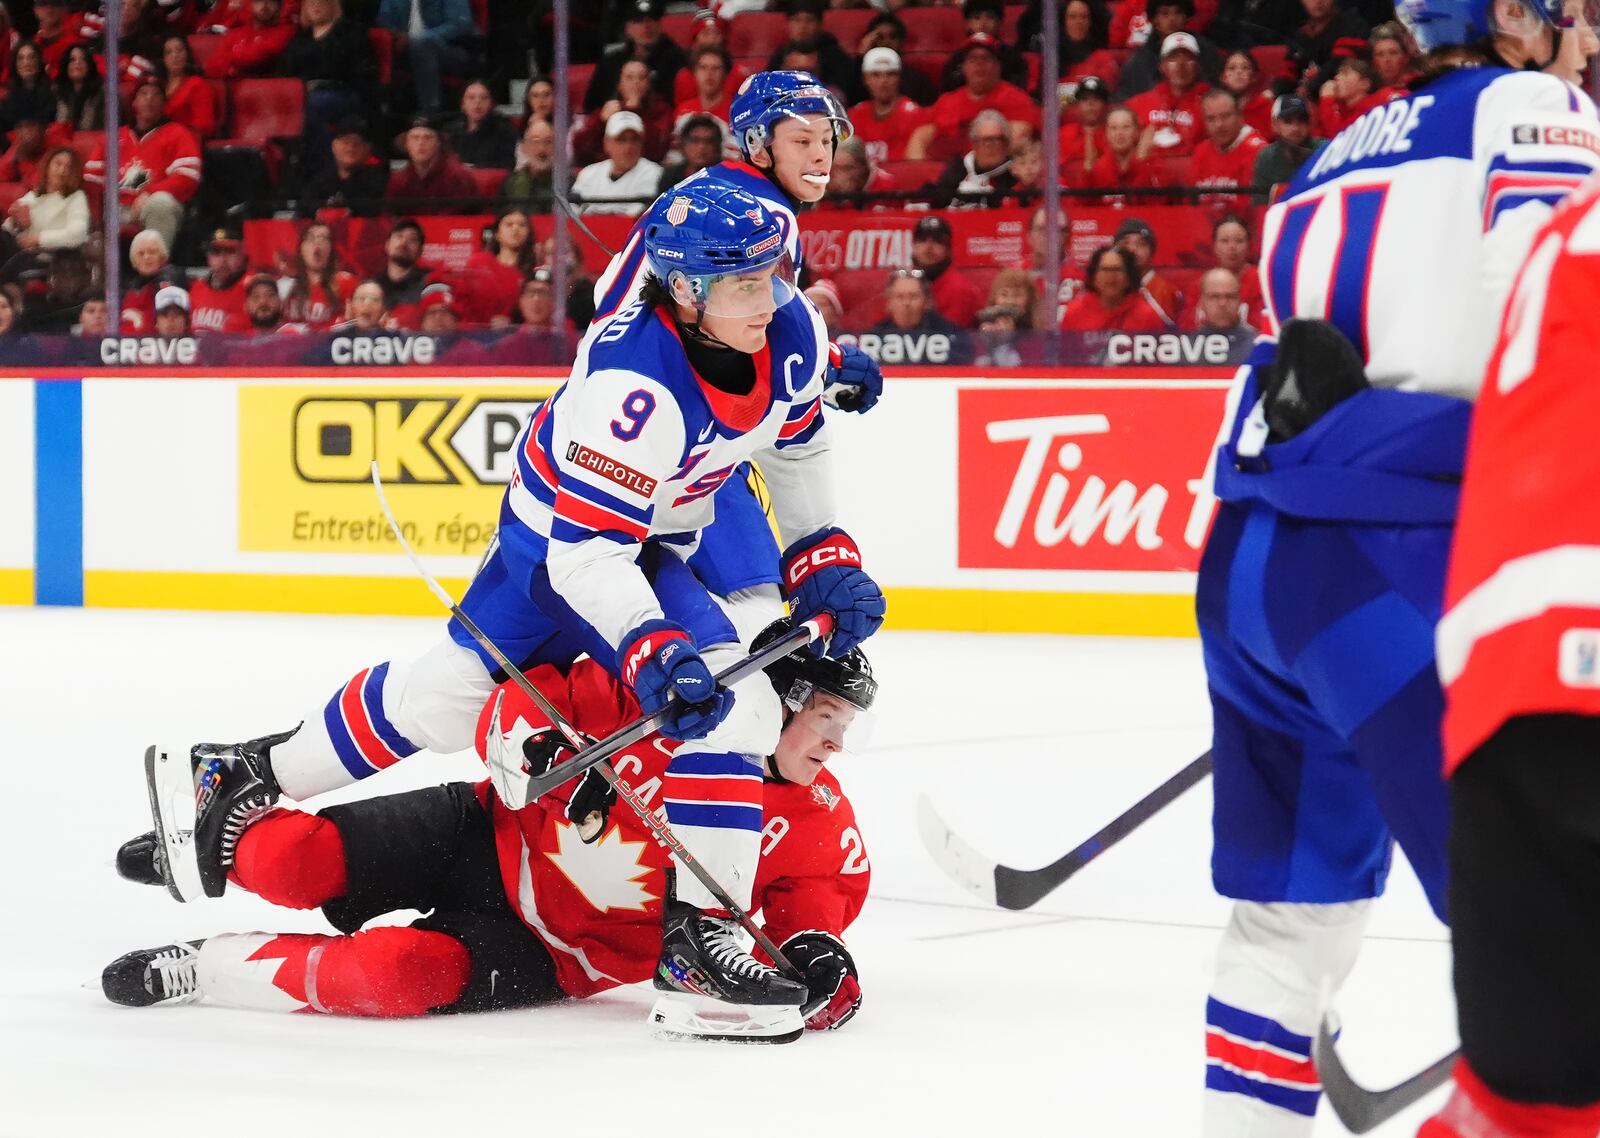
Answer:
[
  {"left": 79, "top": 571, "right": 1200, "bottom": 637},
  {"left": 0, "top": 568, "right": 34, "bottom": 605},
  {"left": 884, "top": 587, "right": 1198, "bottom": 637},
  {"left": 83, "top": 570, "right": 475, "bottom": 616}
]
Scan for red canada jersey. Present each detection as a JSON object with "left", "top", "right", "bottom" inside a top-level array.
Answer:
[
  {"left": 1192, "top": 127, "right": 1265, "bottom": 203},
  {"left": 189, "top": 273, "right": 250, "bottom": 334},
  {"left": 84, "top": 121, "right": 203, "bottom": 206},
  {"left": 929, "top": 82, "right": 1041, "bottom": 139},
  {"left": 280, "top": 271, "right": 357, "bottom": 329},
  {"left": 1059, "top": 121, "right": 1107, "bottom": 171},
  {"left": 1439, "top": 181, "right": 1600, "bottom": 771},
  {"left": 849, "top": 97, "right": 931, "bottom": 164},
  {"left": 473, "top": 661, "right": 870, "bottom": 999},
  {"left": 1127, "top": 83, "right": 1210, "bottom": 155},
  {"left": 1059, "top": 289, "right": 1170, "bottom": 332}
]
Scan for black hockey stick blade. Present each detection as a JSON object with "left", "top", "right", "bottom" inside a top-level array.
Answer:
[
  {"left": 918, "top": 749, "right": 1213, "bottom": 911},
  {"left": 1313, "top": 1017, "right": 1458, "bottom": 1134}
]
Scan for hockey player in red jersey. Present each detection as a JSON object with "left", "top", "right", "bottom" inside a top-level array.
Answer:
[
  {"left": 1415, "top": 180, "right": 1600, "bottom": 1138},
  {"left": 102, "top": 625, "right": 874, "bottom": 1041}
]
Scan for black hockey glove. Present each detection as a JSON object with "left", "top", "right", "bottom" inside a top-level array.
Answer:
[
  {"left": 781, "top": 931, "right": 861, "bottom": 1031},
  {"left": 522, "top": 730, "right": 615, "bottom": 843}
]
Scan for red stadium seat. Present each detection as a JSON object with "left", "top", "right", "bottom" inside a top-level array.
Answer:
[
  {"left": 1003, "top": 4, "right": 1025, "bottom": 43},
  {"left": 881, "top": 158, "right": 945, "bottom": 190},
  {"left": 368, "top": 28, "right": 393, "bottom": 87},
  {"left": 1153, "top": 154, "right": 1194, "bottom": 184},
  {"left": 728, "top": 12, "right": 789, "bottom": 59},
  {"left": 67, "top": 132, "right": 100, "bottom": 164},
  {"left": 0, "top": 181, "right": 27, "bottom": 216},
  {"left": 823, "top": 8, "right": 875, "bottom": 52},
  {"left": 207, "top": 77, "right": 228, "bottom": 132},
  {"left": 467, "top": 166, "right": 508, "bottom": 196},
  {"left": 567, "top": 62, "right": 595, "bottom": 112},
  {"left": 1250, "top": 44, "right": 1290, "bottom": 81},
  {"left": 187, "top": 33, "right": 222, "bottom": 74},
  {"left": 902, "top": 6, "right": 966, "bottom": 53},
  {"left": 221, "top": 78, "right": 304, "bottom": 145},
  {"left": 901, "top": 51, "right": 946, "bottom": 93},
  {"left": 661, "top": 12, "right": 698, "bottom": 47}
]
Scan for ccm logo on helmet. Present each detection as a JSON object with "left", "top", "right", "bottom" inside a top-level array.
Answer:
[{"left": 785, "top": 536, "right": 862, "bottom": 587}]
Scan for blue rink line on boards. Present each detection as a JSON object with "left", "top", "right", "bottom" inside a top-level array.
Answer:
[{"left": 33, "top": 378, "right": 82, "bottom": 606}]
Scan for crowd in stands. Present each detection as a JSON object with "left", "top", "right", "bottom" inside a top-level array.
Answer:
[{"left": 0, "top": 0, "right": 1431, "bottom": 350}]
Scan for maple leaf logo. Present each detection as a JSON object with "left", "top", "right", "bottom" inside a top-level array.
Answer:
[{"left": 547, "top": 819, "right": 657, "bottom": 914}]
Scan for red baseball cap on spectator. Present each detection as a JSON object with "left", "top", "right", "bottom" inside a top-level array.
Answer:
[
  {"left": 961, "top": 32, "right": 1002, "bottom": 57},
  {"left": 421, "top": 283, "right": 462, "bottom": 318}
]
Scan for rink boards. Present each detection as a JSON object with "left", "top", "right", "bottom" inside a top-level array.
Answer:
[{"left": 0, "top": 367, "right": 1234, "bottom": 635}]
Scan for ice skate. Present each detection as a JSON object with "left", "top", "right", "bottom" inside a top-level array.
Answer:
[
  {"left": 115, "top": 830, "right": 163, "bottom": 887},
  {"left": 649, "top": 899, "right": 806, "bottom": 1044},
  {"left": 101, "top": 940, "right": 205, "bottom": 1008},
  {"left": 145, "top": 727, "right": 295, "bottom": 902}
]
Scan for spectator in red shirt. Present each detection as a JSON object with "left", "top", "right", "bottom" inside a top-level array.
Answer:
[
  {"left": 1191, "top": 87, "right": 1266, "bottom": 216},
  {"left": 204, "top": 0, "right": 294, "bottom": 78},
  {"left": 1044, "top": 0, "right": 1120, "bottom": 86},
  {"left": 84, "top": 78, "right": 202, "bottom": 250},
  {"left": 1220, "top": 49, "right": 1275, "bottom": 136},
  {"left": 1113, "top": 216, "right": 1180, "bottom": 321},
  {"left": 32, "top": 0, "right": 86, "bottom": 76},
  {"left": 672, "top": 10, "right": 729, "bottom": 104},
  {"left": 1019, "top": 203, "right": 1084, "bottom": 323},
  {"left": 200, "top": 0, "right": 299, "bottom": 32},
  {"left": 120, "top": 227, "right": 183, "bottom": 333},
  {"left": 459, "top": 205, "right": 535, "bottom": 326},
  {"left": 942, "top": 0, "right": 1031, "bottom": 92},
  {"left": 1369, "top": 20, "right": 1419, "bottom": 96},
  {"left": 1083, "top": 106, "right": 1166, "bottom": 199},
  {"left": 909, "top": 33, "right": 1040, "bottom": 160},
  {"left": 0, "top": 115, "right": 48, "bottom": 184},
  {"left": 386, "top": 115, "right": 478, "bottom": 215},
  {"left": 849, "top": 48, "right": 928, "bottom": 165},
  {"left": 157, "top": 35, "right": 217, "bottom": 138},
  {"left": 53, "top": 44, "right": 104, "bottom": 131},
  {"left": 1126, "top": 30, "right": 1209, "bottom": 156},
  {"left": 1209, "top": 212, "right": 1265, "bottom": 326},
  {"left": 189, "top": 223, "right": 251, "bottom": 334},
  {"left": 279, "top": 221, "right": 357, "bottom": 329},
  {"left": 1059, "top": 244, "right": 1170, "bottom": 332},
  {"left": 330, "top": 279, "right": 390, "bottom": 333},
  {"left": 817, "top": 134, "right": 897, "bottom": 210},
  {"left": 573, "top": 58, "right": 673, "bottom": 166},
  {"left": 1316, "top": 56, "right": 1381, "bottom": 137},
  {"left": 672, "top": 45, "right": 733, "bottom": 136},
  {"left": 909, "top": 214, "right": 983, "bottom": 327},
  {"left": 1060, "top": 74, "right": 1110, "bottom": 173},
  {"left": 1115, "top": 0, "right": 1223, "bottom": 98}
]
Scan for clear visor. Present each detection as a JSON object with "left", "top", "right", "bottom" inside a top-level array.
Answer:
[
  {"left": 791, "top": 690, "right": 877, "bottom": 752},
  {"left": 674, "top": 251, "right": 798, "bottom": 319},
  {"left": 773, "top": 88, "right": 854, "bottom": 144}
]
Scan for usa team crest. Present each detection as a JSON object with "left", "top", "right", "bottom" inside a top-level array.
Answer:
[{"left": 666, "top": 196, "right": 691, "bottom": 225}]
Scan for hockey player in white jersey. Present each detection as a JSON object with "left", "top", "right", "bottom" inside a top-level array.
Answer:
[
  {"left": 1195, "top": 0, "right": 1599, "bottom": 1131},
  {"left": 138, "top": 179, "right": 886, "bottom": 1041}
]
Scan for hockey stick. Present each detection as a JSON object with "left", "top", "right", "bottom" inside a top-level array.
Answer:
[
  {"left": 1313, "top": 1017, "right": 1458, "bottom": 1133},
  {"left": 370, "top": 465, "right": 809, "bottom": 979},
  {"left": 918, "top": 750, "right": 1213, "bottom": 910}
]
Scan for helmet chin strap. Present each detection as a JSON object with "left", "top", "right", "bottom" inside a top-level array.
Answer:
[{"left": 1534, "top": 23, "right": 1564, "bottom": 67}]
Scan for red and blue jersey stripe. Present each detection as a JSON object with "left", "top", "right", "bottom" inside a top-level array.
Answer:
[
  {"left": 663, "top": 750, "right": 765, "bottom": 833},
  {"left": 324, "top": 662, "right": 420, "bottom": 779}
]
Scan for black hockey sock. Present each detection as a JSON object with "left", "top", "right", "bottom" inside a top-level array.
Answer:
[{"left": 1450, "top": 713, "right": 1600, "bottom": 1106}]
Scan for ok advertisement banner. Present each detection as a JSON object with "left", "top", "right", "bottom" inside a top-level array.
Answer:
[
  {"left": 957, "top": 385, "right": 1228, "bottom": 574},
  {"left": 237, "top": 382, "right": 556, "bottom": 557}
]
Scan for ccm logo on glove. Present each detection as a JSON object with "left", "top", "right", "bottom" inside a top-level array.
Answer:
[
  {"left": 784, "top": 534, "right": 863, "bottom": 588},
  {"left": 622, "top": 628, "right": 688, "bottom": 687}
]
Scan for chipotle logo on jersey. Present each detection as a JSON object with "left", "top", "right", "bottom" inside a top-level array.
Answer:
[
  {"left": 957, "top": 385, "right": 1228, "bottom": 572},
  {"left": 566, "top": 443, "right": 658, "bottom": 497}
]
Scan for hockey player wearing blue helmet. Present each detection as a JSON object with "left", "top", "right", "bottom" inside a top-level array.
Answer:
[
  {"left": 131, "top": 179, "right": 885, "bottom": 1044},
  {"left": 1195, "top": 0, "right": 1599, "bottom": 1133}
]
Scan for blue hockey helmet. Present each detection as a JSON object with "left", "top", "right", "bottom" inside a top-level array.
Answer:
[
  {"left": 729, "top": 70, "right": 853, "bottom": 160},
  {"left": 1397, "top": 0, "right": 1579, "bottom": 50},
  {"left": 642, "top": 179, "right": 798, "bottom": 316}
]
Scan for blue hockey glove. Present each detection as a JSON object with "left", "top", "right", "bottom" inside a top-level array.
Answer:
[
  {"left": 618, "top": 621, "right": 735, "bottom": 742},
  {"left": 781, "top": 528, "right": 886, "bottom": 658},
  {"left": 825, "top": 341, "right": 882, "bottom": 413}
]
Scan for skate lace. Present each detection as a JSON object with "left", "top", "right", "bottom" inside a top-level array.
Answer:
[
  {"left": 220, "top": 795, "right": 274, "bottom": 867},
  {"left": 150, "top": 946, "right": 198, "bottom": 1001},
  {"left": 700, "top": 919, "right": 775, "bottom": 982}
]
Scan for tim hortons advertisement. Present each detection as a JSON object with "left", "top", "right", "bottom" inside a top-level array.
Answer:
[
  {"left": 237, "top": 383, "right": 556, "bottom": 556},
  {"left": 957, "top": 385, "right": 1229, "bottom": 573}
]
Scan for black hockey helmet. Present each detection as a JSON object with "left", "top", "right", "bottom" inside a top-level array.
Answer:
[{"left": 752, "top": 619, "right": 878, "bottom": 714}]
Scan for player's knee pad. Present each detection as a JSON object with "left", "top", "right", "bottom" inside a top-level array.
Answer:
[
  {"left": 387, "top": 638, "right": 498, "bottom": 755},
  {"left": 230, "top": 809, "right": 347, "bottom": 910}
]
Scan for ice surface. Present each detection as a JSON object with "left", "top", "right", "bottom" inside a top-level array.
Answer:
[{"left": 0, "top": 608, "right": 1455, "bottom": 1136}]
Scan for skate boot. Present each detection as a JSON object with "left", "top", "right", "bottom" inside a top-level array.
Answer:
[
  {"left": 649, "top": 899, "right": 806, "bottom": 1043},
  {"left": 115, "top": 830, "right": 163, "bottom": 886},
  {"left": 145, "top": 727, "right": 296, "bottom": 902},
  {"left": 101, "top": 940, "right": 206, "bottom": 1008}
]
